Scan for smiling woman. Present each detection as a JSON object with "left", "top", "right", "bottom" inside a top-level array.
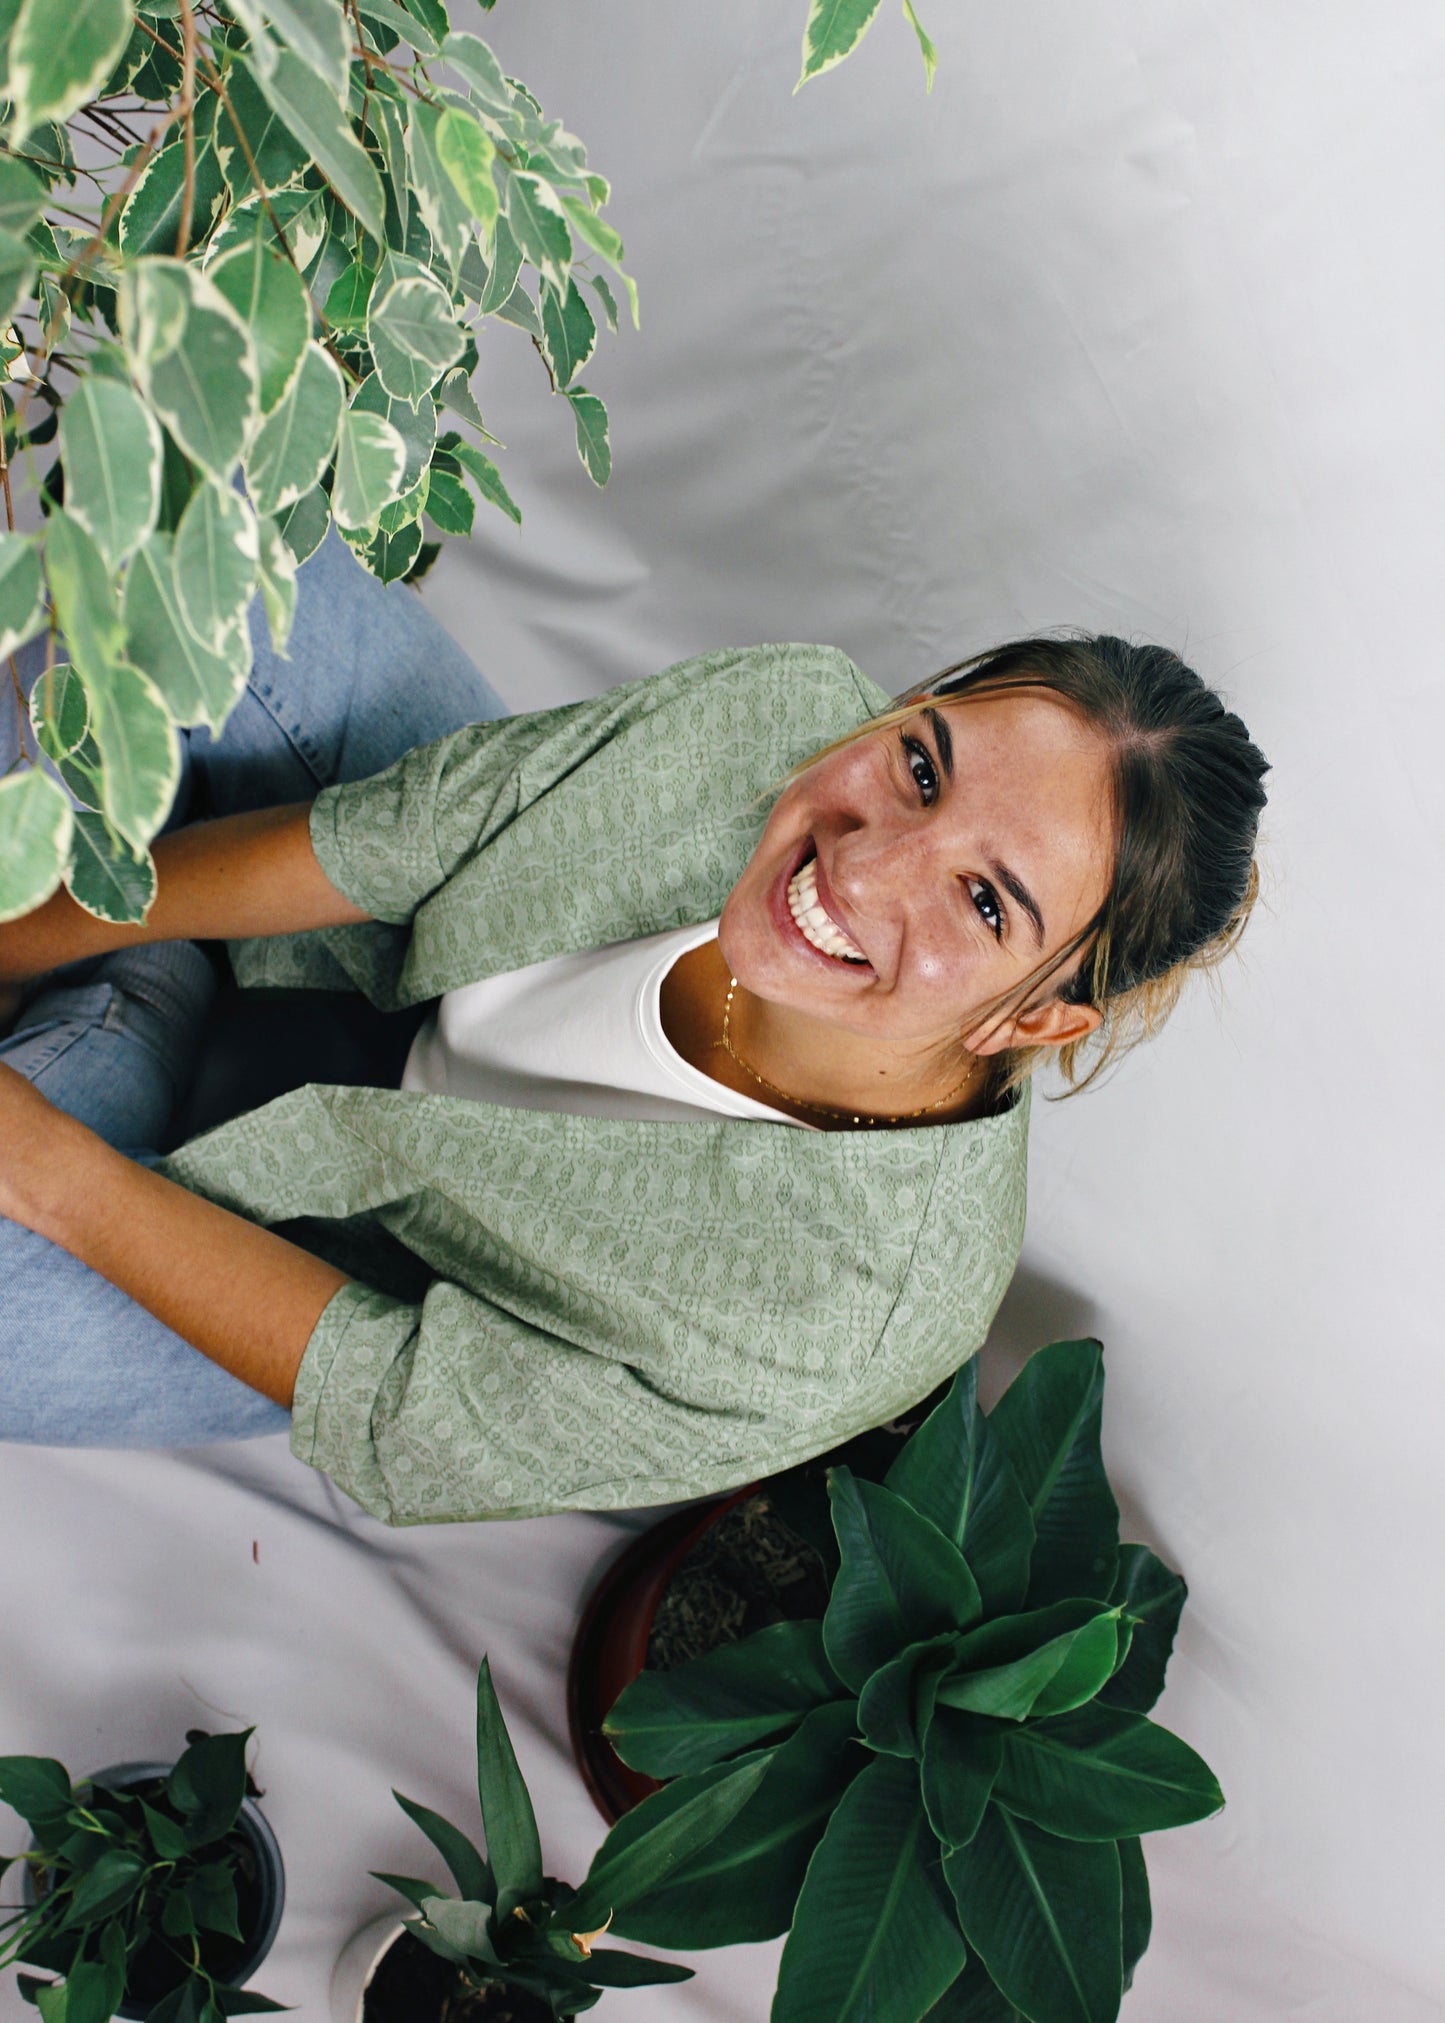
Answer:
[{"left": 0, "top": 548, "right": 1268, "bottom": 1521}]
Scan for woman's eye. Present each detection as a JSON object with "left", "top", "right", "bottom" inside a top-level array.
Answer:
[
  {"left": 900, "top": 733, "right": 939, "bottom": 805},
  {"left": 968, "top": 878, "right": 1004, "bottom": 939}
]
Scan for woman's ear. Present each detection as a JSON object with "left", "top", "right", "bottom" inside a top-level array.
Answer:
[{"left": 965, "top": 996, "right": 1103, "bottom": 1057}]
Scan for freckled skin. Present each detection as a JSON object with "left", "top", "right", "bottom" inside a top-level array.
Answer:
[{"left": 703, "top": 691, "right": 1116, "bottom": 1112}]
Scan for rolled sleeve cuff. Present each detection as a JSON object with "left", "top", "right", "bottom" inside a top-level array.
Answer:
[{"left": 289, "top": 1281, "right": 421, "bottom": 1523}]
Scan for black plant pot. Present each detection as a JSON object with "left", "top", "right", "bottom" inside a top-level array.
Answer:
[{"left": 26, "top": 1759, "right": 284, "bottom": 2019}]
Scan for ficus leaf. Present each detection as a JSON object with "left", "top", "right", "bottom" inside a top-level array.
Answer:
[
  {"left": 65, "top": 809, "right": 157, "bottom": 925},
  {"left": 59, "top": 377, "right": 163, "bottom": 571},
  {"left": 0, "top": 769, "right": 72, "bottom": 925}
]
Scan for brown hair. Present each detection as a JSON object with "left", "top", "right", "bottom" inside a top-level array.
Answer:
[{"left": 802, "top": 633, "right": 1270, "bottom": 1092}]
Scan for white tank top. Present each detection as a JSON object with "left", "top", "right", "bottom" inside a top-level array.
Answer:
[{"left": 401, "top": 919, "right": 812, "bottom": 1128}]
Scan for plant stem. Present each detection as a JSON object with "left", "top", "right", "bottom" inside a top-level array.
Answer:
[{"left": 176, "top": 0, "right": 200, "bottom": 256}]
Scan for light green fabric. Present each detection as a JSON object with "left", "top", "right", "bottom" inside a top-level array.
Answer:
[{"left": 163, "top": 644, "right": 1030, "bottom": 1525}]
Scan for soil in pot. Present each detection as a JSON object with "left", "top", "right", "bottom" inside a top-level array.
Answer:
[
  {"left": 362, "top": 1931, "right": 552, "bottom": 2023},
  {"left": 645, "top": 1490, "right": 830, "bottom": 1671}
]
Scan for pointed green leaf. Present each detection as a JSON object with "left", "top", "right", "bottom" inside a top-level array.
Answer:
[
  {"left": 796, "top": 0, "right": 886, "bottom": 91},
  {"left": 576, "top": 1949, "right": 693, "bottom": 1989},
  {"left": 926, "top": 1957, "right": 1027, "bottom": 2021},
  {"left": 367, "top": 267, "right": 463, "bottom": 407},
  {"left": 857, "top": 1631, "right": 962, "bottom": 1760},
  {"left": 446, "top": 438, "right": 520, "bottom": 525},
  {"left": 921, "top": 1708, "right": 1003, "bottom": 1851},
  {"left": 6, "top": 0, "right": 133, "bottom": 137},
  {"left": 1120, "top": 1836, "right": 1151, "bottom": 1988},
  {"left": 606, "top": 1619, "right": 846, "bottom": 1778},
  {"left": 902, "top": 0, "right": 938, "bottom": 89},
  {"left": 0, "top": 1755, "right": 71, "bottom": 1825},
  {"left": 474, "top": 1656, "right": 543, "bottom": 1909},
  {"left": 568, "top": 1749, "right": 772, "bottom": 1934},
  {"left": 419, "top": 1894, "right": 493, "bottom": 1960},
  {"left": 208, "top": 184, "right": 329, "bottom": 278},
  {"left": 66, "top": 808, "right": 157, "bottom": 923},
  {"left": 505, "top": 171, "right": 570, "bottom": 292},
  {"left": 352, "top": 369, "right": 435, "bottom": 489},
  {"left": 0, "top": 531, "right": 46, "bottom": 660},
  {"left": 423, "top": 456, "right": 474, "bottom": 536},
  {"left": 210, "top": 241, "right": 309, "bottom": 415},
  {"left": 944, "top": 1806, "right": 1122, "bottom": 2023},
  {"left": 886, "top": 1360, "right": 1035, "bottom": 1616},
  {"left": 122, "top": 259, "right": 260, "bottom": 480},
  {"left": 938, "top": 1604, "right": 1123, "bottom": 1723},
  {"left": 262, "top": 0, "right": 350, "bottom": 92},
  {"left": 59, "top": 1847, "right": 148, "bottom": 1929},
  {"left": 435, "top": 109, "right": 498, "bottom": 239},
  {"left": 0, "top": 155, "right": 44, "bottom": 234},
  {"left": 538, "top": 277, "right": 595, "bottom": 390},
  {"left": 244, "top": 338, "right": 344, "bottom": 516},
  {"left": 29, "top": 659, "right": 89, "bottom": 760},
  {"left": 244, "top": 48, "right": 385, "bottom": 242},
  {"left": 167, "top": 1730, "right": 251, "bottom": 1847},
  {"left": 332, "top": 406, "right": 406, "bottom": 531},
  {"left": 174, "top": 481, "right": 260, "bottom": 656},
  {"left": 60, "top": 378, "right": 162, "bottom": 571},
  {"left": 584, "top": 271, "right": 619, "bottom": 335},
  {"left": 88, "top": 657, "right": 180, "bottom": 850},
  {"left": 477, "top": 211, "right": 522, "bottom": 315},
  {"left": 566, "top": 386, "right": 610, "bottom": 487},
  {"left": 558, "top": 192, "right": 625, "bottom": 271},
  {"left": 405, "top": 98, "right": 474, "bottom": 280},
  {"left": 823, "top": 1469, "right": 982, "bottom": 1691},
  {"left": 440, "top": 32, "right": 515, "bottom": 116},
  {"left": 275, "top": 484, "right": 330, "bottom": 564},
  {"left": 323, "top": 259, "right": 375, "bottom": 333},
  {"left": 140, "top": 1799, "right": 192, "bottom": 1862},
  {"left": 125, "top": 532, "right": 250, "bottom": 731},
  {"left": 774, "top": 1755, "right": 965, "bottom": 2023},
  {"left": 0, "top": 768, "right": 71, "bottom": 924},
  {"left": 119, "top": 127, "right": 227, "bottom": 260},
  {"left": 255, "top": 513, "right": 297, "bottom": 654},
  {"left": 188, "top": 1862, "right": 242, "bottom": 1940},
  {"left": 392, "top": 1790, "right": 494, "bottom": 1905},
  {"left": 45, "top": 509, "right": 125, "bottom": 676},
  {"left": 0, "top": 223, "right": 35, "bottom": 329},
  {"left": 213, "top": 59, "right": 310, "bottom": 199},
  {"left": 608, "top": 1702, "right": 862, "bottom": 1950},
  {"left": 995, "top": 1706, "right": 1222, "bottom": 1842},
  {"left": 1098, "top": 1545, "right": 1187, "bottom": 1714},
  {"left": 988, "top": 1340, "right": 1120, "bottom": 1606}
]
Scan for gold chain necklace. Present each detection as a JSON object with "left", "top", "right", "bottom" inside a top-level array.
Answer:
[{"left": 720, "top": 977, "right": 982, "bottom": 1128}]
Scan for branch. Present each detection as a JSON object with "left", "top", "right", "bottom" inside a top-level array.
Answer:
[{"left": 176, "top": 0, "right": 199, "bottom": 256}]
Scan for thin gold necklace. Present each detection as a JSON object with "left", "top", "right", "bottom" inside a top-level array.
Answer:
[{"left": 720, "top": 977, "right": 982, "bottom": 1127}]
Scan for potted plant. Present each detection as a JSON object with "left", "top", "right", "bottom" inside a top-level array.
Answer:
[
  {"left": 0, "top": 1727, "right": 285, "bottom": 2022},
  {"left": 332, "top": 1657, "right": 701, "bottom": 2022},
  {"left": 568, "top": 1341, "right": 1224, "bottom": 2023}
]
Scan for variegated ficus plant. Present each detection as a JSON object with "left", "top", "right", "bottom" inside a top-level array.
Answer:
[
  {"left": 572, "top": 1342, "right": 1224, "bottom": 2023},
  {"left": 0, "top": 0, "right": 934, "bottom": 938}
]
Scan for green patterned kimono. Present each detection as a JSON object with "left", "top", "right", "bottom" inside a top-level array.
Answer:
[{"left": 163, "top": 644, "right": 1030, "bottom": 1525}]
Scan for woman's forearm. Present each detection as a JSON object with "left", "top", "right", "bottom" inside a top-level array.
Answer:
[
  {"left": 1, "top": 1067, "right": 345, "bottom": 1406},
  {"left": 0, "top": 803, "right": 372, "bottom": 984}
]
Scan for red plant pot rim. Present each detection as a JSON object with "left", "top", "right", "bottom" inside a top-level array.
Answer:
[{"left": 567, "top": 1488, "right": 755, "bottom": 1823}]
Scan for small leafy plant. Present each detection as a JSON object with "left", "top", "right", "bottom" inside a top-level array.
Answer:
[
  {"left": 375, "top": 1657, "right": 694, "bottom": 2018},
  {"left": 578, "top": 1341, "right": 1224, "bottom": 2023},
  {"left": 0, "top": 1728, "right": 283, "bottom": 2023}
]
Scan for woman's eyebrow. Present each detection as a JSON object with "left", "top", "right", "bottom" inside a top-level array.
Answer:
[
  {"left": 922, "top": 706, "right": 954, "bottom": 778},
  {"left": 990, "top": 858, "right": 1045, "bottom": 947}
]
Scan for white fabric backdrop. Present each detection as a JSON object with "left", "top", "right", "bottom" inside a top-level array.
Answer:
[{"left": 5, "top": 1, "right": 1443, "bottom": 2017}]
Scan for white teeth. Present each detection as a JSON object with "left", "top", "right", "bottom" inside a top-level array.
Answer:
[{"left": 787, "top": 856, "right": 868, "bottom": 963}]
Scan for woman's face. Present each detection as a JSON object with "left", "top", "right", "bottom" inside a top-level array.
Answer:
[{"left": 718, "top": 689, "right": 1117, "bottom": 1053}]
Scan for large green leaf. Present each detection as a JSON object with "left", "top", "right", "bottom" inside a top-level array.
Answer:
[
  {"left": 856, "top": 1634, "right": 959, "bottom": 1759},
  {"left": 118, "top": 125, "right": 227, "bottom": 259},
  {"left": 124, "top": 533, "right": 249, "bottom": 731},
  {"left": 367, "top": 264, "right": 463, "bottom": 407},
  {"left": 405, "top": 98, "right": 475, "bottom": 280},
  {"left": 477, "top": 212, "right": 522, "bottom": 315},
  {"left": 938, "top": 1603, "right": 1124, "bottom": 1723},
  {"left": 29, "top": 659, "right": 89, "bottom": 760},
  {"left": 0, "top": 1755, "right": 73, "bottom": 1828},
  {"left": 5, "top": 0, "right": 133, "bottom": 138},
  {"left": 447, "top": 437, "right": 520, "bottom": 525},
  {"left": 473, "top": 1657, "right": 543, "bottom": 1910},
  {"left": 921, "top": 1708, "right": 1003, "bottom": 1851},
  {"left": 796, "top": 0, "right": 885, "bottom": 91},
  {"left": 87, "top": 657, "right": 180, "bottom": 850},
  {"left": 440, "top": 31, "right": 516, "bottom": 118},
  {"left": 166, "top": 1730, "right": 250, "bottom": 1848},
  {"left": 174, "top": 481, "right": 260, "bottom": 656},
  {"left": 1098, "top": 1545, "right": 1187, "bottom": 1715},
  {"left": 539, "top": 277, "right": 596, "bottom": 390},
  {"left": 0, "top": 530, "right": 46, "bottom": 660},
  {"left": 331, "top": 404, "right": 406, "bottom": 530},
  {"left": 988, "top": 1340, "right": 1119, "bottom": 1606},
  {"left": 927, "top": 1958, "right": 1026, "bottom": 2021},
  {"left": 886, "top": 1360, "right": 1035, "bottom": 1616},
  {"left": 0, "top": 154, "right": 45, "bottom": 234},
  {"left": 44, "top": 508, "right": 125, "bottom": 676},
  {"left": 258, "top": 0, "right": 349, "bottom": 93},
  {"left": 1119, "top": 1837, "right": 1151, "bottom": 1989},
  {"left": 58, "top": 1847, "right": 148, "bottom": 1929},
  {"left": 607, "top": 1701, "right": 862, "bottom": 1950},
  {"left": 353, "top": 370, "right": 435, "bottom": 492},
  {"left": 209, "top": 241, "right": 310, "bottom": 415},
  {"left": 0, "top": 768, "right": 71, "bottom": 924},
  {"left": 945, "top": 1806, "right": 1123, "bottom": 2023},
  {"left": 504, "top": 171, "right": 570, "bottom": 292},
  {"left": 60, "top": 377, "right": 162, "bottom": 570},
  {"left": 995, "top": 1706, "right": 1222, "bottom": 1842},
  {"left": 392, "top": 1790, "right": 494, "bottom": 1906},
  {"left": 208, "top": 184, "right": 329, "bottom": 278},
  {"left": 773, "top": 1754, "right": 965, "bottom": 2023},
  {"left": 244, "top": 338, "right": 344, "bottom": 516},
  {"left": 213, "top": 58, "right": 310, "bottom": 199},
  {"left": 244, "top": 48, "right": 385, "bottom": 243},
  {"left": 823, "top": 1469, "right": 982, "bottom": 1691},
  {"left": 122, "top": 259, "right": 259, "bottom": 480},
  {"left": 606, "top": 1619, "right": 845, "bottom": 1778},
  {"left": 567, "top": 1748, "right": 772, "bottom": 1934},
  {"left": 274, "top": 483, "right": 330, "bottom": 565}
]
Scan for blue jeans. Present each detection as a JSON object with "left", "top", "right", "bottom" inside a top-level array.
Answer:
[{"left": 1, "top": 532, "right": 506, "bottom": 1446}]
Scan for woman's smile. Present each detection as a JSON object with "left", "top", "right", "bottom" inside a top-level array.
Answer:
[{"left": 783, "top": 853, "right": 872, "bottom": 966}]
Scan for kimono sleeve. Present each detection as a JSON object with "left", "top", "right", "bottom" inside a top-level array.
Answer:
[{"left": 290, "top": 1278, "right": 785, "bottom": 1525}]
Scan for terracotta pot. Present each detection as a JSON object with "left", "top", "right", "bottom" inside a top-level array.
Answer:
[{"left": 567, "top": 1491, "right": 752, "bottom": 1823}]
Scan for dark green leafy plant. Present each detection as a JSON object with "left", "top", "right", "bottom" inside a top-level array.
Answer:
[
  {"left": 574, "top": 1341, "right": 1223, "bottom": 2023},
  {"left": 376, "top": 1657, "right": 700, "bottom": 2017},
  {"left": 0, "top": 1728, "right": 283, "bottom": 2023}
]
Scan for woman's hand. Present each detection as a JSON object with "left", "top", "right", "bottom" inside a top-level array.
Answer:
[{"left": 0, "top": 1062, "right": 349, "bottom": 1406}]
